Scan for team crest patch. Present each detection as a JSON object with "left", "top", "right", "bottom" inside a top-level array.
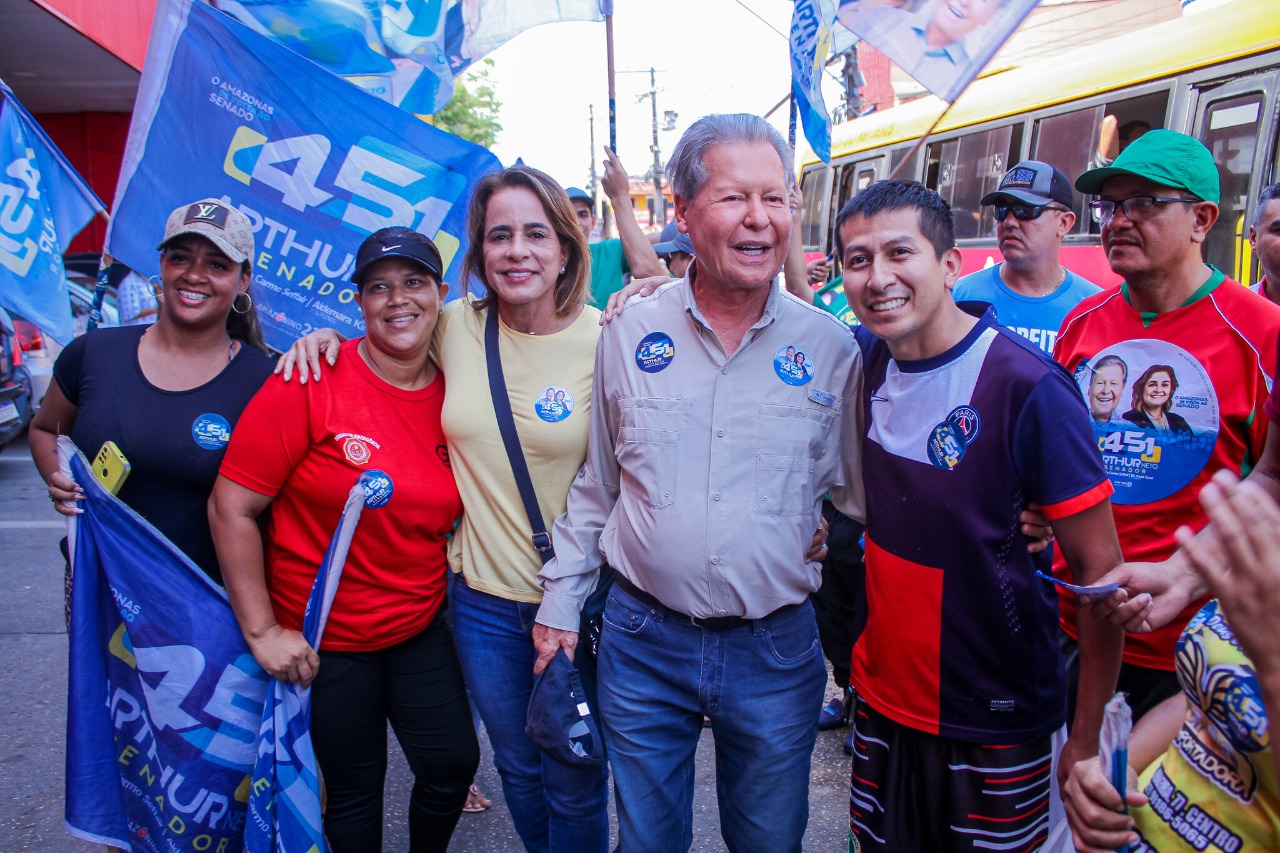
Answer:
[
  {"left": 636, "top": 332, "right": 675, "bottom": 373},
  {"left": 535, "top": 386, "right": 575, "bottom": 423},
  {"left": 337, "top": 432, "right": 381, "bottom": 465},
  {"left": 947, "top": 405, "right": 981, "bottom": 444},
  {"left": 358, "top": 470, "right": 394, "bottom": 508},
  {"left": 774, "top": 345, "right": 813, "bottom": 386},
  {"left": 192, "top": 413, "right": 231, "bottom": 450}
]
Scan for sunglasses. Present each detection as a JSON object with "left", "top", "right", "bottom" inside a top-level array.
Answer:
[{"left": 991, "top": 203, "right": 1070, "bottom": 222}]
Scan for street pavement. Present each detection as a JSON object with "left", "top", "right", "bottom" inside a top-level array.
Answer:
[{"left": 0, "top": 433, "right": 852, "bottom": 851}]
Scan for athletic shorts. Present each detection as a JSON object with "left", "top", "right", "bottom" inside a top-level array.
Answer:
[{"left": 848, "top": 699, "right": 1059, "bottom": 851}]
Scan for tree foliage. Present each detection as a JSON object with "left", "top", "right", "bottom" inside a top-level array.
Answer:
[{"left": 432, "top": 59, "right": 502, "bottom": 149}]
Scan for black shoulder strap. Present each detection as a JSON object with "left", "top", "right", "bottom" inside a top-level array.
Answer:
[{"left": 485, "top": 307, "right": 554, "bottom": 564}]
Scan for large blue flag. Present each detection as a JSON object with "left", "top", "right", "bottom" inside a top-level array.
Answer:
[
  {"left": 107, "top": 0, "right": 501, "bottom": 353},
  {"left": 0, "top": 80, "right": 104, "bottom": 344},
  {"left": 211, "top": 0, "right": 611, "bottom": 114},
  {"left": 63, "top": 438, "right": 269, "bottom": 850},
  {"left": 789, "top": 0, "right": 838, "bottom": 163},
  {"left": 246, "top": 480, "right": 366, "bottom": 853}
]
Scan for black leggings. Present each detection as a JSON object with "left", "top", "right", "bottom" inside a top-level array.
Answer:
[{"left": 311, "top": 614, "right": 479, "bottom": 853}]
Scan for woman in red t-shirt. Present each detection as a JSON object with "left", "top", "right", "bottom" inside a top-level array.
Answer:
[{"left": 209, "top": 228, "right": 478, "bottom": 853}]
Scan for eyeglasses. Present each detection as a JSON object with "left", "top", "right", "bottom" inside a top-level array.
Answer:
[
  {"left": 1089, "top": 196, "right": 1198, "bottom": 223},
  {"left": 991, "top": 203, "right": 1070, "bottom": 222}
]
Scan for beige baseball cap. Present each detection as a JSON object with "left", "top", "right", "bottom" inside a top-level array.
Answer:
[{"left": 157, "top": 199, "right": 255, "bottom": 264}]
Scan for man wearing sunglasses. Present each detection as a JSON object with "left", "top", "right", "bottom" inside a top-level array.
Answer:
[
  {"left": 1051, "top": 130, "right": 1280, "bottom": 725},
  {"left": 952, "top": 161, "right": 1101, "bottom": 357}
]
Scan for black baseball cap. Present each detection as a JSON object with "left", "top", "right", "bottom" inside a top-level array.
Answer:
[
  {"left": 351, "top": 227, "right": 443, "bottom": 287},
  {"left": 981, "top": 161, "right": 1074, "bottom": 209},
  {"left": 526, "top": 649, "right": 605, "bottom": 768}
]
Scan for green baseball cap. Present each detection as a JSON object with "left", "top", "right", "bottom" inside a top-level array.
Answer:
[{"left": 1075, "top": 129, "right": 1220, "bottom": 204}]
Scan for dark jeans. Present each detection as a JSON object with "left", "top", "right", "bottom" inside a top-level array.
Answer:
[
  {"left": 810, "top": 500, "right": 866, "bottom": 689},
  {"left": 1059, "top": 629, "right": 1182, "bottom": 725},
  {"left": 311, "top": 614, "right": 479, "bottom": 853}
]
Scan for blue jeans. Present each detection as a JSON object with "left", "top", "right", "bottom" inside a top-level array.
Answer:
[
  {"left": 450, "top": 579, "right": 610, "bottom": 853},
  {"left": 598, "top": 582, "right": 826, "bottom": 852}
]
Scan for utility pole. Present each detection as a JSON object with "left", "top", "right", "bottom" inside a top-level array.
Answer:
[
  {"left": 588, "top": 104, "right": 599, "bottom": 216},
  {"left": 839, "top": 46, "right": 866, "bottom": 121},
  {"left": 647, "top": 67, "right": 665, "bottom": 225}
]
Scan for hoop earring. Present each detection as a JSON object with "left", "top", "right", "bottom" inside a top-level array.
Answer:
[
  {"left": 232, "top": 291, "right": 253, "bottom": 315},
  {"left": 148, "top": 275, "right": 163, "bottom": 301}
]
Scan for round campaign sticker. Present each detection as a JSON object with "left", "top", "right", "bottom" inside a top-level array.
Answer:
[
  {"left": 947, "top": 405, "right": 981, "bottom": 444},
  {"left": 1075, "top": 340, "right": 1218, "bottom": 505},
  {"left": 534, "top": 386, "right": 575, "bottom": 423},
  {"left": 927, "top": 422, "right": 966, "bottom": 470},
  {"left": 358, "top": 469, "right": 394, "bottom": 508},
  {"left": 191, "top": 413, "right": 231, "bottom": 450},
  {"left": 635, "top": 332, "right": 676, "bottom": 373},
  {"left": 774, "top": 345, "right": 814, "bottom": 386}
]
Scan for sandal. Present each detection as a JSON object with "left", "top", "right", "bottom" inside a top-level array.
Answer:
[{"left": 463, "top": 783, "right": 492, "bottom": 813}]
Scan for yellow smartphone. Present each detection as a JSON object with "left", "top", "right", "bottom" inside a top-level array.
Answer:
[{"left": 93, "top": 441, "right": 131, "bottom": 495}]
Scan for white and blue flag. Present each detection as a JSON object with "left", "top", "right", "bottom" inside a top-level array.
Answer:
[
  {"left": 62, "top": 435, "right": 366, "bottom": 852},
  {"left": 245, "top": 481, "right": 366, "bottom": 853},
  {"left": 63, "top": 438, "right": 269, "bottom": 850},
  {"left": 108, "top": 0, "right": 501, "bottom": 353},
  {"left": 0, "top": 80, "right": 104, "bottom": 344},
  {"left": 212, "top": 0, "right": 612, "bottom": 114},
  {"left": 789, "top": 0, "right": 838, "bottom": 163}
]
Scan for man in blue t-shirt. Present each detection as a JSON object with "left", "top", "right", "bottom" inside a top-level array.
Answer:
[{"left": 952, "top": 160, "right": 1101, "bottom": 357}]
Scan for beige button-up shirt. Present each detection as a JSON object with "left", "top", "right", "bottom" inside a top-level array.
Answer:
[{"left": 536, "top": 271, "right": 865, "bottom": 630}]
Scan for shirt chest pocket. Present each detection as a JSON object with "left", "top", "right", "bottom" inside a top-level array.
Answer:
[
  {"left": 754, "top": 403, "right": 834, "bottom": 517},
  {"left": 616, "top": 396, "right": 685, "bottom": 509}
]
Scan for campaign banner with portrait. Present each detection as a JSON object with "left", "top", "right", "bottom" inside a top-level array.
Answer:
[
  {"left": 1073, "top": 339, "right": 1219, "bottom": 505},
  {"left": 108, "top": 0, "right": 501, "bottom": 353},
  {"left": 835, "top": 0, "right": 1042, "bottom": 103}
]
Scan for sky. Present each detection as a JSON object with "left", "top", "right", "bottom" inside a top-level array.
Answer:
[{"left": 480, "top": 0, "right": 832, "bottom": 193}]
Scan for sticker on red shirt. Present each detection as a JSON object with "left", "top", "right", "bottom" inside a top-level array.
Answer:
[
  {"left": 1073, "top": 340, "right": 1218, "bottom": 504},
  {"left": 357, "top": 469, "right": 394, "bottom": 508}
]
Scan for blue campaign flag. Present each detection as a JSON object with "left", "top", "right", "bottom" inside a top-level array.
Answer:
[
  {"left": 62, "top": 438, "right": 269, "bottom": 850},
  {"left": 246, "top": 481, "right": 366, "bottom": 853},
  {"left": 789, "top": 0, "right": 838, "bottom": 163},
  {"left": 107, "top": 0, "right": 501, "bottom": 354},
  {"left": 0, "top": 80, "right": 105, "bottom": 344},
  {"left": 833, "top": 0, "right": 1041, "bottom": 104},
  {"left": 212, "top": 1, "right": 611, "bottom": 114}
]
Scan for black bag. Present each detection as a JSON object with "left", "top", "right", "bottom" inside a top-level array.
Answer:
[{"left": 484, "top": 308, "right": 614, "bottom": 677}]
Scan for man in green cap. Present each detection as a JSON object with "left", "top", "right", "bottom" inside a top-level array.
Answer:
[{"left": 1050, "top": 129, "right": 1280, "bottom": 721}]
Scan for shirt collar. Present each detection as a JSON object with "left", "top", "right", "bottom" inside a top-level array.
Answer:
[{"left": 682, "top": 259, "right": 780, "bottom": 333}]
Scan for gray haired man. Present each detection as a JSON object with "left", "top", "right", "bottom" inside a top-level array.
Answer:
[{"left": 532, "top": 113, "right": 864, "bottom": 851}]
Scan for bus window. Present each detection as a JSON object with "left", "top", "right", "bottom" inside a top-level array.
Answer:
[
  {"left": 927, "top": 125, "right": 1014, "bottom": 240},
  {"left": 1032, "top": 106, "right": 1104, "bottom": 230},
  {"left": 1199, "top": 92, "right": 1266, "bottom": 281},
  {"left": 799, "top": 166, "right": 832, "bottom": 252}
]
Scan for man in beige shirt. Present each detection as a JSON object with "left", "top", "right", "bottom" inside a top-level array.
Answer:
[{"left": 533, "top": 113, "right": 864, "bottom": 852}]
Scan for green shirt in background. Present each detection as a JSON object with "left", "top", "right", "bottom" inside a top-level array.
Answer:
[{"left": 588, "top": 239, "right": 628, "bottom": 307}]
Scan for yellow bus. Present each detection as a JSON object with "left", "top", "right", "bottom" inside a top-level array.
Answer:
[{"left": 797, "top": 0, "right": 1280, "bottom": 287}]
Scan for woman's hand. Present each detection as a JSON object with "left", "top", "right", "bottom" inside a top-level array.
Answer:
[
  {"left": 274, "top": 328, "right": 345, "bottom": 383},
  {"left": 247, "top": 624, "right": 320, "bottom": 686},
  {"left": 1062, "top": 755, "right": 1145, "bottom": 853},
  {"left": 46, "top": 469, "right": 85, "bottom": 516},
  {"left": 600, "top": 275, "right": 671, "bottom": 324}
]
